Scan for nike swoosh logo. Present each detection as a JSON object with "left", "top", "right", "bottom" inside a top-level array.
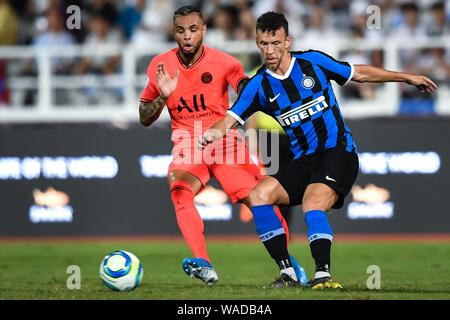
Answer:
[
  {"left": 325, "top": 175, "right": 337, "bottom": 182},
  {"left": 269, "top": 93, "right": 280, "bottom": 102}
]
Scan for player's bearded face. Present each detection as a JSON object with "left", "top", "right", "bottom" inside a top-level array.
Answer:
[
  {"left": 256, "top": 28, "right": 291, "bottom": 72},
  {"left": 173, "top": 14, "right": 206, "bottom": 59}
]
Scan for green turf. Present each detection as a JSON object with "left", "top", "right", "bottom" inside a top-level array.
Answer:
[{"left": 0, "top": 241, "right": 449, "bottom": 300}]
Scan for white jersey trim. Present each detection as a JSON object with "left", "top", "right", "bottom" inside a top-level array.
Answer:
[{"left": 227, "top": 110, "right": 245, "bottom": 125}]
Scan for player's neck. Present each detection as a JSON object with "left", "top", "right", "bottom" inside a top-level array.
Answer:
[
  {"left": 274, "top": 52, "right": 292, "bottom": 76},
  {"left": 178, "top": 45, "right": 204, "bottom": 68}
]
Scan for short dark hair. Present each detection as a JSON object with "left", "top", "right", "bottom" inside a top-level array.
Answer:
[
  {"left": 430, "top": 1, "right": 445, "bottom": 11},
  {"left": 256, "top": 12, "right": 289, "bottom": 36},
  {"left": 400, "top": 2, "right": 419, "bottom": 12},
  {"left": 173, "top": 5, "right": 204, "bottom": 23}
]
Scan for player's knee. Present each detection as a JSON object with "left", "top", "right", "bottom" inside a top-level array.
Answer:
[
  {"left": 170, "top": 181, "right": 195, "bottom": 208},
  {"left": 248, "top": 187, "right": 273, "bottom": 206},
  {"left": 302, "top": 193, "right": 336, "bottom": 213},
  {"left": 302, "top": 184, "right": 337, "bottom": 212}
]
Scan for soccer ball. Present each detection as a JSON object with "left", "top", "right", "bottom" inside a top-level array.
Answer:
[{"left": 99, "top": 250, "right": 143, "bottom": 291}]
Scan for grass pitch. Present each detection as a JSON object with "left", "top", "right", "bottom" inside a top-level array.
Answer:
[{"left": 0, "top": 240, "right": 449, "bottom": 300}]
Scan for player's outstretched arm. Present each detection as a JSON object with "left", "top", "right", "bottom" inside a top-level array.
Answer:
[
  {"left": 198, "top": 114, "right": 238, "bottom": 149},
  {"left": 352, "top": 64, "right": 438, "bottom": 93}
]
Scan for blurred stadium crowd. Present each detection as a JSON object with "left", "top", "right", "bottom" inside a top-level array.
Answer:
[{"left": 0, "top": 0, "right": 449, "bottom": 114}]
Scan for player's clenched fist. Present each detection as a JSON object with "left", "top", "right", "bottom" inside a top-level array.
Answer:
[{"left": 198, "top": 129, "right": 221, "bottom": 149}]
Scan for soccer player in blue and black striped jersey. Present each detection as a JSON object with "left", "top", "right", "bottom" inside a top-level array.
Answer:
[{"left": 200, "top": 12, "right": 437, "bottom": 289}]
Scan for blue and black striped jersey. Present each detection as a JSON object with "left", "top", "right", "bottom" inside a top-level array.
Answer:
[{"left": 228, "top": 50, "right": 358, "bottom": 159}]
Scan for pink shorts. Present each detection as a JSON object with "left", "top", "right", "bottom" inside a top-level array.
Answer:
[{"left": 168, "top": 136, "right": 262, "bottom": 203}]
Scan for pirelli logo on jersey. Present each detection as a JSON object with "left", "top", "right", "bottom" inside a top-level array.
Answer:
[{"left": 276, "top": 95, "right": 328, "bottom": 126}]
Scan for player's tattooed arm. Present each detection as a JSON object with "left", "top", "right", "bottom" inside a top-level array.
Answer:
[
  {"left": 352, "top": 65, "right": 438, "bottom": 93},
  {"left": 139, "top": 96, "right": 166, "bottom": 127},
  {"left": 140, "top": 62, "right": 180, "bottom": 126}
]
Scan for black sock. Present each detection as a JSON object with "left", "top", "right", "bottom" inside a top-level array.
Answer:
[
  {"left": 309, "top": 239, "right": 331, "bottom": 274},
  {"left": 262, "top": 234, "right": 291, "bottom": 270}
]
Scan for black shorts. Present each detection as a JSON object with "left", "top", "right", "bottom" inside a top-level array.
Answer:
[{"left": 271, "top": 147, "right": 359, "bottom": 209}]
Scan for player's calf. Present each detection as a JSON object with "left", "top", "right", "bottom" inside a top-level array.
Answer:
[
  {"left": 251, "top": 205, "right": 299, "bottom": 281},
  {"left": 170, "top": 180, "right": 210, "bottom": 262}
]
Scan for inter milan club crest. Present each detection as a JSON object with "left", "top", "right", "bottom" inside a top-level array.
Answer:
[
  {"left": 201, "top": 72, "right": 212, "bottom": 84},
  {"left": 301, "top": 76, "right": 315, "bottom": 89}
]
